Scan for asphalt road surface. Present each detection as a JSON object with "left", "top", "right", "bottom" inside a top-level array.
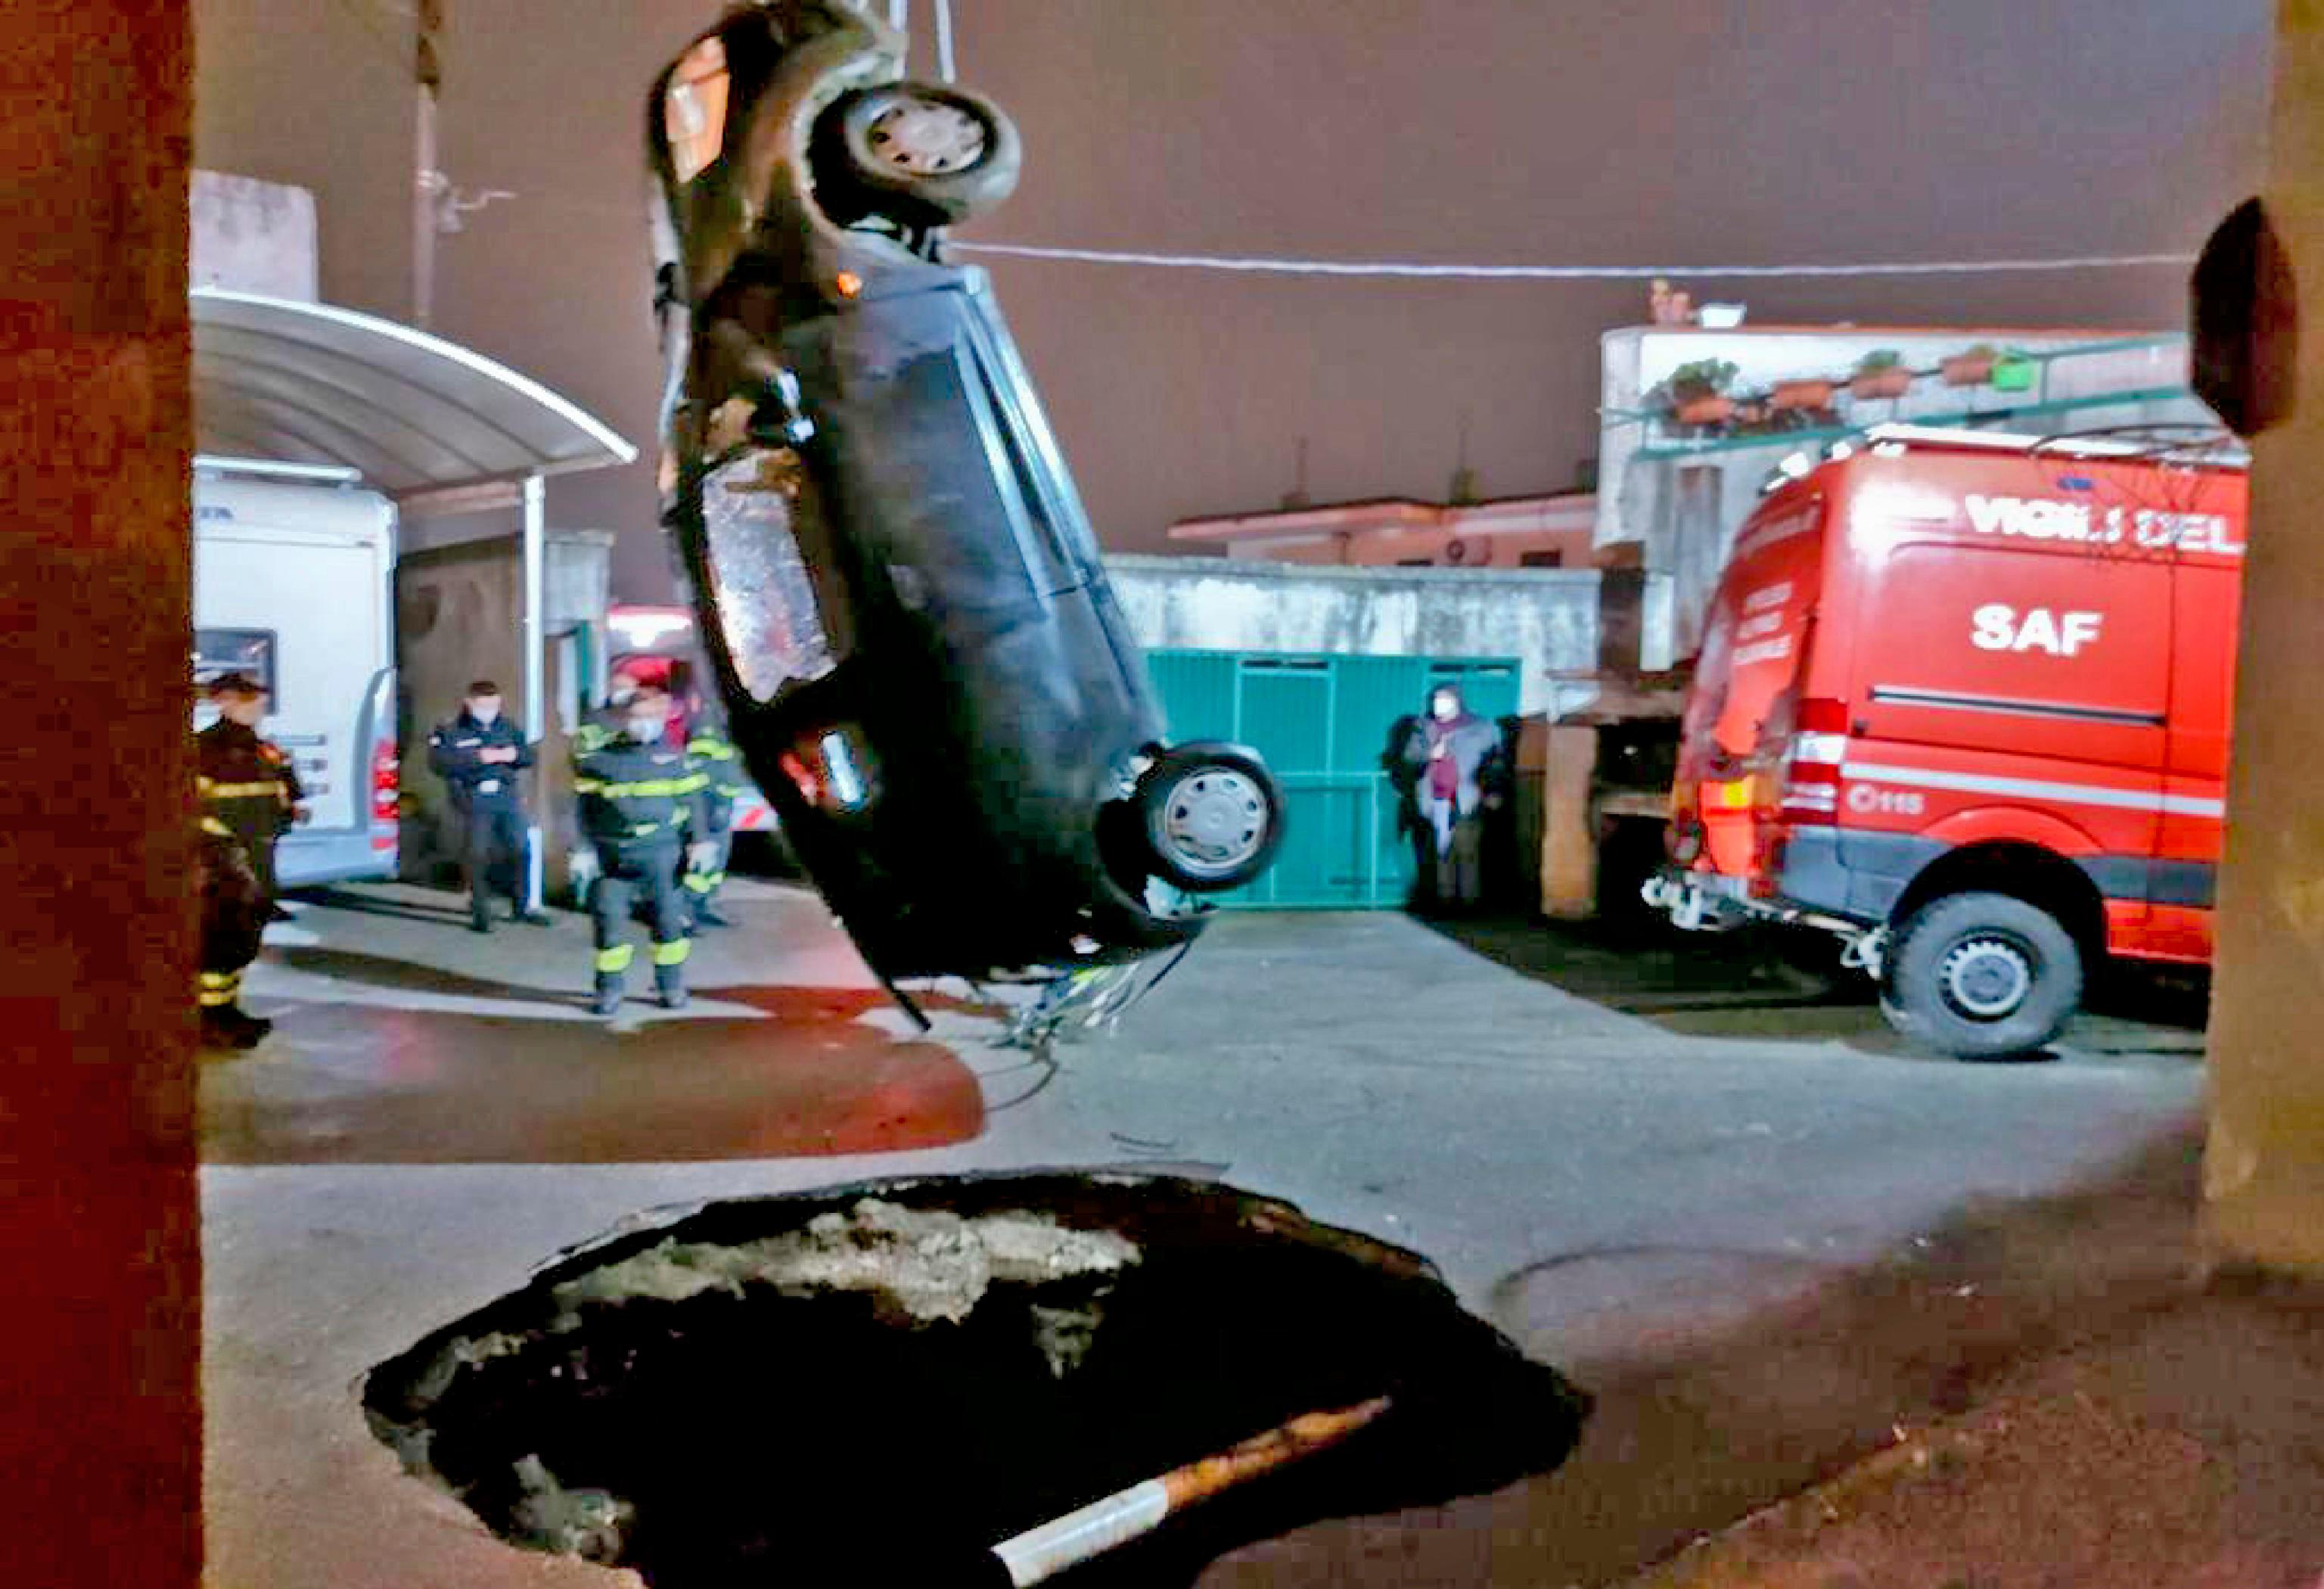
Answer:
[{"left": 203, "top": 883, "right": 2205, "bottom": 1589}]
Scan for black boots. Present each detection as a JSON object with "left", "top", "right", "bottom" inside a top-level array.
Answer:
[
  {"left": 593, "top": 972, "right": 685, "bottom": 1016},
  {"left": 201, "top": 1005, "right": 272, "bottom": 1049}
]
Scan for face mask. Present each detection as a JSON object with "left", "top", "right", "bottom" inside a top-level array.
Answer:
[
  {"left": 625, "top": 717, "right": 662, "bottom": 742},
  {"left": 468, "top": 701, "right": 500, "bottom": 725},
  {"left": 1431, "top": 699, "right": 1459, "bottom": 723}
]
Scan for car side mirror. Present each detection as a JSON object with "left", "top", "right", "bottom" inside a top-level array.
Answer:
[{"left": 2192, "top": 196, "right": 2298, "bottom": 438}]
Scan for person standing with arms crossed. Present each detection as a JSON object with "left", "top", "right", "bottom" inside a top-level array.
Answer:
[
  {"left": 427, "top": 679, "right": 547, "bottom": 933},
  {"left": 572, "top": 682, "right": 718, "bottom": 1015},
  {"left": 1402, "top": 683, "right": 1502, "bottom": 913}
]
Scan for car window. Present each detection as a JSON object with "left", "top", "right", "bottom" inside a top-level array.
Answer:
[{"left": 700, "top": 448, "right": 839, "bottom": 701}]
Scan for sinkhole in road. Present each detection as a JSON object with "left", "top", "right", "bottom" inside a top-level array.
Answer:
[{"left": 363, "top": 1174, "right": 1590, "bottom": 1588}]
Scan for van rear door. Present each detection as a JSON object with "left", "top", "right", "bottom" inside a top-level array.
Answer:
[{"left": 1673, "top": 489, "right": 1825, "bottom": 881}]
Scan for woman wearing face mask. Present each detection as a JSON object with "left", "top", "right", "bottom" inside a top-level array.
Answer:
[{"left": 1401, "top": 685, "right": 1502, "bottom": 913}]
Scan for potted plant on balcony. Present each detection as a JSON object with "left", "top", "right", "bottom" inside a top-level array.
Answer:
[
  {"left": 1941, "top": 343, "right": 1999, "bottom": 387},
  {"left": 1990, "top": 348, "right": 2039, "bottom": 393},
  {"left": 1770, "top": 375, "right": 1835, "bottom": 411},
  {"left": 1665, "top": 358, "right": 1739, "bottom": 426},
  {"left": 1850, "top": 348, "right": 1914, "bottom": 400}
]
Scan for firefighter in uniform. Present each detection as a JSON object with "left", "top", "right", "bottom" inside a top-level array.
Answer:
[
  {"left": 197, "top": 673, "right": 305, "bottom": 919},
  {"left": 196, "top": 816, "right": 273, "bottom": 1047},
  {"left": 194, "top": 673, "right": 287, "bottom": 1046},
  {"left": 573, "top": 682, "right": 716, "bottom": 1015},
  {"left": 681, "top": 709, "right": 747, "bottom": 929},
  {"left": 427, "top": 679, "right": 547, "bottom": 933}
]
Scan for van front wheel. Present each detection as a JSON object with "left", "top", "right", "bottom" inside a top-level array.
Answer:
[{"left": 1881, "top": 892, "right": 2082, "bottom": 1060}]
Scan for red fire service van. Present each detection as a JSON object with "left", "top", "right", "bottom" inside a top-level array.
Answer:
[{"left": 1645, "top": 424, "right": 2247, "bottom": 1058}]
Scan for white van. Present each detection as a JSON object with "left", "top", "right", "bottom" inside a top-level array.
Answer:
[{"left": 192, "top": 462, "right": 399, "bottom": 886}]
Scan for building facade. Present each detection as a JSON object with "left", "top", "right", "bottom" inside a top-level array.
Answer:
[
  {"left": 1170, "top": 491, "right": 1598, "bottom": 572},
  {"left": 1596, "top": 324, "right": 2211, "bottom": 658}
]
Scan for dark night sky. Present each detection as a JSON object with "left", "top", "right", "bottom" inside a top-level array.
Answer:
[{"left": 194, "top": 1, "right": 2273, "bottom": 599}]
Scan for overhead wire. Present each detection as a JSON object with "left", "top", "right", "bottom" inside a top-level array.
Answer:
[{"left": 947, "top": 244, "right": 2198, "bottom": 281}]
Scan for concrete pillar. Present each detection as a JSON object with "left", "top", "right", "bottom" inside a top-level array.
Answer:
[
  {"left": 0, "top": 5, "right": 202, "bottom": 1583},
  {"left": 1540, "top": 725, "right": 1601, "bottom": 919},
  {"left": 2204, "top": 2, "right": 2324, "bottom": 1271}
]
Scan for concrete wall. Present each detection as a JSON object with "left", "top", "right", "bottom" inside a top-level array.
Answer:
[
  {"left": 190, "top": 169, "right": 317, "bottom": 300},
  {"left": 1596, "top": 326, "right": 2211, "bottom": 659},
  {"left": 1104, "top": 554, "right": 1599, "bottom": 717},
  {"left": 2206, "top": 5, "right": 2324, "bottom": 1275},
  {"left": 1173, "top": 493, "right": 1600, "bottom": 571},
  {"left": 393, "top": 531, "right": 613, "bottom": 886},
  {"left": 2, "top": 6, "right": 203, "bottom": 1583}
]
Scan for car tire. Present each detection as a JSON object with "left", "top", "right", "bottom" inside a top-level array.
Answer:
[
  {"left": 1881, "top": 891, "right": 2082, "bottom": 1060},
  {"left": 1137, "top": 742, "right": 1284, "bottom": 894},
  {"left": 823, "top": 82, "right": 1021, "bottom": 227}
]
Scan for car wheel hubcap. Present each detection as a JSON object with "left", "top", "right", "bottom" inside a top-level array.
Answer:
[
  {"left": 865, "top": 98, "right": 986, "bottom": 176},
  {"left": 1938, "top": 936, "right": 2033, "bottom": 1021},
  {"left": 1160, "top": 769, "right": 1268, "bottom": 880}
]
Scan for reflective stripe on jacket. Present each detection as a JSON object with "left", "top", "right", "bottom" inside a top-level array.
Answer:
[{"left": 685, "top": 732, "right": 746, "bottom": 832}]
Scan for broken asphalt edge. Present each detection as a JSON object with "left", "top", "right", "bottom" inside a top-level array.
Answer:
[{"left": 1617, "top": 1406, "right": 2013, "bottom": 1589}]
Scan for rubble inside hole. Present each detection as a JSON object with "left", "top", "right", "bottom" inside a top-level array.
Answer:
[{"left": 365, "top": 1174, "right": 1590, "bottom": 1588}]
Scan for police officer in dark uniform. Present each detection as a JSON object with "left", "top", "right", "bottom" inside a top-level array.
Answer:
[
  {"left": 681, "top": 707, "right": 747, "bottom": 929},
  {"left": 573, "top": 682, "right": 716, "bottom": 1015},
  {"left": 197, "top": 673, "right": 304, "bottom": 920},
  {"left": 427, "top": 679, "right": 547, "bottom": 933}
]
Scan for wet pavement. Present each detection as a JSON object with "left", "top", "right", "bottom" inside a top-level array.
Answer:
[
  {"left": 203, "top": 987, "right": 986, "bottom": 1164},
  {"left": 202, "top": 882, "right": 2210, "bottom": 1589}
]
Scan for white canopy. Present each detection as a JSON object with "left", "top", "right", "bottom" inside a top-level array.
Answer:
[{"left": 191, "top": 288, "right": 636, "bottom": 499}]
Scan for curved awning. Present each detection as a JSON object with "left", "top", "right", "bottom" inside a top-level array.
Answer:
[{"left": 192, "top": 288, "right": 638, "bottom": 500}]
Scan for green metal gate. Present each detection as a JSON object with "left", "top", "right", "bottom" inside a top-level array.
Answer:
[{"left": 1145, "top": 649, "right": 1521, "bottom": 909}]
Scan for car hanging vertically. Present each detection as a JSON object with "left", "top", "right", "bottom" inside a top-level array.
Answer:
[{"left": 645, "top": 1, "right": 1283, "bottom": 1012}]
